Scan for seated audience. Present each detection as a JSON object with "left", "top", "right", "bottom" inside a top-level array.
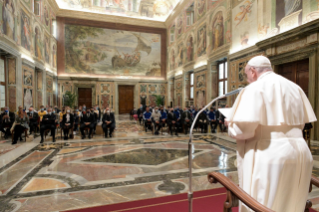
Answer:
[
  {"left": 198, "top": 109, "right": 208, "bottom": 133},
  {"left": 91, "top": 107, "right": 98, "bottom": 134},
  {"left": 54, "top": 105, "right": 60, "bottom": 114},
  {"left": 102, "top": 107, "right": 115, "bottom": 138},
  {"left": 80, "top": 108, "right": 94, "bottom": 139},
  {"left": 0, "top": 106, "right": 15, "bottom": 139},
  {"left": 160, "top": 106, "right": 167, "bottom": 128},
  {"left": 62, "top": 107, "right": 74, "bottom": 140},
  {"left": 40, "top": 108, "right": 57, "bottom": 143},
  {"left": 137, "top": 104, "right": 144, "bottom": 124},
  {"left": 95, "top": 104, "right": 101, "bottom": 121},
  {"left": 12, "top": 106, "right": 29, "bottom": 144},
  {"left": 27, "top": 106, "right": 39, "bottom": 134},
  {"left": 73, "top": 108, "right": 79, "bottom": 132},
  {"left": 143, "top": 107, "right": 152, "bottom": 132},
  {"left": 168, "top": 107, "right": 179, "bottom": 136},
  {"left": 151, "top": 106, "right": 162, "bottom": 135},
  {"left": 182, "top": 107, "right": 193, "bottom": 134},
  {"left": 59, "top": 107, "right": 66, "bottom": 128},
  {"left": 173, "top": 106, "right": 182, "bottom": 132},
  {"left": 38, "top": 105, "right": 47, "bottom": 124},
  {"left": 208, "top": 107, "right": 216, "bottom": 133}
]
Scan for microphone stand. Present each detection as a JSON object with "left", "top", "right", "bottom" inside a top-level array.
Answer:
[{"left": 188, "top": 88, "right": 243, "bottom": 212}]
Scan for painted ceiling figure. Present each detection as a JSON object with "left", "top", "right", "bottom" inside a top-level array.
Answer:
[
  {"left": 212, "top": 12, "right": 224, "bottom": 50},
  {"left": 284, "top": 0, "right": 301, "bottom": 16},
  {"left": 234, "top": 1, "right": 253, "bottom": 26}
]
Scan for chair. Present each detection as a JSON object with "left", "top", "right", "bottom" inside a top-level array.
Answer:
[
  {"left": 207, "top": 172, "right": 319, "bottom": 212},
  {"left": 60, "top": 124, "right": 74, "bottom": 139},
  {"left": 84, "top": 126, "right": 94, "bottom": 138},
  {"left": 145, "top": 121, "right": 154, "bottom": 134},
  {"left": 11, "top": 128, "right": 28, "bottom": 143}
]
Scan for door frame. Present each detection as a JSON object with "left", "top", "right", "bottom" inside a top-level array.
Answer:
[
  {"left": 115, "top": 82, "right": 137, "bottom": 115},
  {"left": 73, "top": 83, "right": 96, "bottom": 108}
]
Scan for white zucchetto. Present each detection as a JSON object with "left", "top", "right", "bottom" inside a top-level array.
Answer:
[{"left": 248, "top": 56, "right": 271, "bottom": 67}]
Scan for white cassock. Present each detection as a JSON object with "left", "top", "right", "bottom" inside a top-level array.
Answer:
[{"left": 225, "top": 71, "right": 317, "bottom": 212}]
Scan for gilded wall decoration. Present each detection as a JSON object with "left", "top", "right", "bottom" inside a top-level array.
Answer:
[
  {"left": 96, "top": 82, "right": 114, "bottom": 110},
  {"left": 37, "top": 71, "right": 42, "bottom": 90},
  {"left": 22, "top": 64, "right": 35, "bottom": 110},
  {"left": 9, "top": 87, "right": 16, "bottom": 110},
  {"left": 8, "top": 58, "right": 16, "bottom": 84},
  {"left": 174, "top": 77, "right": 183, "bottom": 107},
  {"left": 23, "top": 69, "right": 32, "bottom": 86},
  {"left": 21, "top": 9, "right": 32, "bottom": 52},
  {"left": 46, "top": 76, "right": 53, "bottom": 92},
  {"left": 211, "top": 11, "right": 224, "bottom": 50},
  {"left": 138, "top": 83, "right": 167, "bottom": 106},
  {"left": 34, "top": 25, "right": 43, "bottom": 60}
]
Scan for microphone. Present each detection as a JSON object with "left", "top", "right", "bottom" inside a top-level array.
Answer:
[{"left": 187, "top": 87, "right": 244, "bottom": 212}]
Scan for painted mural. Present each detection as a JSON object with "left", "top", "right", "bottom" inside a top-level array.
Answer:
[
  {"left": 138, "top": 83, "right": 167, "bottom": 107},
  {"left": 52, "top": 44, "right": 57, "bottom": 68},
  {"left": 1, "top": 0, "right": 17, "bottom": 41},
  {"left": 21, "top": 9, "right": 31, "bottom": 51},
  {"left": 196, "top": 0, "right": 206, "bottom": 20},
  {"left": 44, "top": 33, "right": 50, "bottom": 64},
  {"left": 42, "top": 3, "right": 51, "bottom": 32},
  {"left": 194, "top": 71, "right": 206, "bottom": 108},
  {"left": 177, "top": 42, "right": 184, "bottom": 67},
  {"left": 211, "top": 11, "right": 224, "bottom": 50},
  {"left": 186, "top": 35, "right": 194, "bottom": 61},
  {"left": 56, "top": 0, "right": 179, "bottom": 21},
  {"left": 65, "top": 24, "right": 162, "bottom": 77},
  {"left": 197, "top": 24, "right": 206, "bottom": 57},
  {"left": 34, "top": 26, "right": 43, "bottom": 60},
  {"left": 170, "top": 49, "right": 175, "bottom": 70}
]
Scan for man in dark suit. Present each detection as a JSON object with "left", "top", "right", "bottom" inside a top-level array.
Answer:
[
  {"left": 102, "top": 107, "right": 116, "bottom": 138},
  {"left": 181, "top": 107, "right": 193, "bottom": 134},
  {"left": 27, "top": 106, "right": 39, "bottom": 135},
  {"left": 40, "top": 108, "right": 57, "bottom": 143},
  {"left": 198, "top": 108, "right": 208, "bottom": 133},
  {"left": 91, "top": 107, "right": 98, "bottom": 134},
  {"left": 0, "top": 106, "right": 15, "bottom": 139},
  {"left": 80, "top": 108, "right": 95, "bottom": 139},
  {"left": 167, "top": 107, "right": 179, "bottom": 136},
  {"left": 62, "top": 108, "right": 74, "bottom": 140}
]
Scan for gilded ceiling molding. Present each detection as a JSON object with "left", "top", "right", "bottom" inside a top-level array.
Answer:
[{"left": 57, "top": 10, "right": 166, "bottom": 29}]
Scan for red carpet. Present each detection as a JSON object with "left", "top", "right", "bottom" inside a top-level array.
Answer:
[{"left": 64, "top": 187, "right": 317, "bottom": 212}]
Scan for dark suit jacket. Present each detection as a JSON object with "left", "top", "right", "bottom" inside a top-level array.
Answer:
[
  {"left": 81, "top": 113, "right": 95, "bottom": 124},
  {"left": 27, "top": 112, "right": 39, "bottom": 124},
  {"left": 198, "top": 112, "right": 208, "bottom": 123},
  {"left": 1, "top": 111, "right": 15, "bottom": 125},
  {"left": 42, "top": 114, "right": 56, "bottom": 125},
  {"left": 62, "top": 114, "right": 74, "bottom": 127},
  {"left": 181, "top": 111, "right": 193, "bottom": 124},
  {"left": 167, "top": 112, "right": 177, "bottom": 124},
  {"left": 102, "top": 113, "right": 116, "bottom": 127}
]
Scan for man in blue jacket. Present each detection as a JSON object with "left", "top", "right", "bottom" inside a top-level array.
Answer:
[
  {"left": 173, "top": 106, "right": 181, "bottom": 132},
  {"left": 143, "top": 107, "right": 152, "bottom": 132},
  {"left": 160, "top": 106, "right": 167, "bottom": 128}
]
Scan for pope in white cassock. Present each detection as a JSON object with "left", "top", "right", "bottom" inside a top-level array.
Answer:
[{"left": 225, "top": 56, "right": 317, "bottom": 212}]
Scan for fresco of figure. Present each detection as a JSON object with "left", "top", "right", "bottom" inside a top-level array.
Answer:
[
  {"left": 197, "top": 26, "right": 206, "bottom": 57},
  {"left": 2, "top": 0, "right": 15, "bottom": 39},
  {"left": 44, "top": 37, "right": 50, "bottom": 63},
  {"left": 170, "top": 49, "right": 175, "bottom": 70},
  {"left": 212, "top": 11, "right": 224, "bottom": 50},
  {"left": 21, "top": 15, "right": 31, "bottom": 51},
  {"left": 52, "top": 44, "right": 57, "bottom": 68},
  {"left": 187, "top": 36, "right": 193, "bottom": 61},
  {"left": 35, "top": 27, "right": 42, "bottom": 60},
  {"left": 43, "top": 5, "right": 50, "bottom": 27}
]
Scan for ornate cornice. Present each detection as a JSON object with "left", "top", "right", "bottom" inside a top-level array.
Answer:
[
  {"left": 57, "top": 9, "right": 166, "bottom": 28},
  {"left": 228, "top": 45, "right": 261, "bottom": 61},
  {"left": 256, "top": 19, "right": 319, "bottom": 49},
  {"left": 208, "top": 43, "right": 230, "bottom": 63},
  {"left": 165, "top": 0, "right": 191, "bottom": 28}
]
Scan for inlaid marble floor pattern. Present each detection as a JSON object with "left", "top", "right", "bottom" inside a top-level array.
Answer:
[{"left": 0, "top": 119, "right": 318, "bottom": 211}]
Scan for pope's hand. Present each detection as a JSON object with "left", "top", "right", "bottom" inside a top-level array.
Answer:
[{"left": 224, "top": 119, "right": 229, "bottom": 127}]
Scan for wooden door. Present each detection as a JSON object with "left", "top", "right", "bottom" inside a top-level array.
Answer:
[
  {"left": 118, "top": 85, "right": 134, "bottom": 114},
  {"left": 78, "top": 88, "right": 92, "bottom": 108},
  {"left": 277, "top": 59, "right": 309, "bottom": 96}
]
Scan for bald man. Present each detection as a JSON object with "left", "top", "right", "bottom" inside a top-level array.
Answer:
[{"left": 225, "top": 56, "right": 316, "bottom": 212}]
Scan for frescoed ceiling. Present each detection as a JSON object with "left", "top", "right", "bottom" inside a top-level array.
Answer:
[{"left": 55, "top": 0, "right": 182, "bottom": 21}]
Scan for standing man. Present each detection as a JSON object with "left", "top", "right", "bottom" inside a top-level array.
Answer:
[
  {"left": 27, "top": 106, "right": 39, "bottom": 135},
  {"left": 80, "top": 107, "right": 94, "bottom": 139},
  {"left": 102, "top": 107, "right": 115, "bottom": 138},
  {"left": 40, "top": 108, "right": 56, "bottom": 143},
  {"left": 0, "top": 106, "right": 15, "bottom": 139},
  {"left": 225, "top": 56, "right": 316, "bottom": 212}
]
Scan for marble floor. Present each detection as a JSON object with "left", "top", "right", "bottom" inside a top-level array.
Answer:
[{"left": 0, "top": 116, "right": 318, "bottom": 211}]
